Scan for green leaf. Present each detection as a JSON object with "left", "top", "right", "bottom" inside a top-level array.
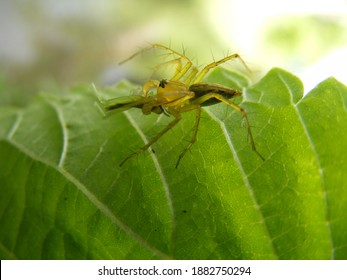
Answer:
[{"left": 1, "top": 68, "right": 347, "bottom": 259}]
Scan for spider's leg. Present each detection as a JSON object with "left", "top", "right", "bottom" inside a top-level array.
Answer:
[
  {"left": 119, "top": 43, "right": 194, "bottom": 82},
  {"left": 157, "top": 91, "right": 195, "bottom": 108},
  {"left": 150, "top": 44, "right": 194, "bottom": 81},
  {"left": 118, "top": 44, "right": 162, "bottom": 65},
  {"left": 192, "top": 93, "right": 264, "bottom": 160},
  {"left": 193, "top": 53, "right": 251, "bottom": 83},
  {"left": 167, "top": 55, "right": 192, "bottom": 81},
  {"left": 175, "top": 105, "right": 201, "bottom": 168},
  {"left": 119, "top": 110, "right": 182, "bottom": 167},
  {"left": 142, "top": 80, "right": 160, "bottom": 96},
  {"left": 183, "top": 66, "right": 199, "bottom": 85},
  {"left": 149, "top": 57, "right": 182, "bottom": 80}
]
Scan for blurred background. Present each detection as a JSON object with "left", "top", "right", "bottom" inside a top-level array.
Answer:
[{"left": 1, "top": 0, "right": 346, "bottom": 107}]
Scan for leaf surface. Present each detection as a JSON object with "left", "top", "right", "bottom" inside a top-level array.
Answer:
[{"left": 1, "top": 68, "right": 346, "bottom": 259}]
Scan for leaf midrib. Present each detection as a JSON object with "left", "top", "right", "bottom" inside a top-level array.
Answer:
[
  {"left": 2, "top": 137, "right": 171, "bottom": 259},
  {"left": 277, "top": 71, "right": 335, "bottom": 258},
  {"left": 204, "top": 106, "right": 278, "bottom": 258}
]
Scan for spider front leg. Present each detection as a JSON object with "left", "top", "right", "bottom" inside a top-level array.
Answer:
[
  {"left": 142, "top": 80, "right": 160, "bottom": 96},
  {"left": 193, "top": 53, "right": 251, "bottom": 83},
  {"left": 119, "top": 43, "right": 194, "bottom": 82},
  {"left": 119, "top": 110, "right": 182, "bottom": 167},
  {"left": 192, "top": 93, "right": 264, "bottom": 161},
  {"left": 175, "top": 105, "right": 201, "bottom": 168}
]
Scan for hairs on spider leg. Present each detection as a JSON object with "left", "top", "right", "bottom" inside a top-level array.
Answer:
[{"left": 209, "top": 48, "right": 216, "bottom": 63}]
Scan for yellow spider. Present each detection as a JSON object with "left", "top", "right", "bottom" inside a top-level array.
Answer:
[{"left": 99, "top": 44, "right": 264, "bottom": 168}]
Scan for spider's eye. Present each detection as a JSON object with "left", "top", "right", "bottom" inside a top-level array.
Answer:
[{"left": 159, "top": 79, "right": 168, "bottom": 88}]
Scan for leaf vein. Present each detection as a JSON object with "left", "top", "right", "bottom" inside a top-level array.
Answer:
[
  {"left": 83, "top": 139, "right": 108, "bottom": 176},
  {"left": 0, "top": 241, "right": 18, "bottom": 259},
  {"left": 4, "top": 138, "right": 171, "bottom": 259},
  {"left": 123, "top": 111, "right": 176, "bottom": 239},
  {"left": 204, "top": 107, "right": 277, "bottom": 256},
  {"left": 7, "top": 111, "right": 23, "bottom": 140},
  {"left": 277, "top": 72, "right": 335, "bottom": 258},
  {"left": 44, "top": 100, "right": 69, "bottom": 168}
]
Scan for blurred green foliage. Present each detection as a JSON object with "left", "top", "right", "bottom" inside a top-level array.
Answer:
[
  {"left": 262, "top": 16, "right": 347, "bottom": 67},
  {"left": 1, "top": 0, "right": 346, "bottom": 108}
]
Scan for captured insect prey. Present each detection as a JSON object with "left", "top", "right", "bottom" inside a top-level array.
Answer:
[{"left": 97, "top": 44, "right": 264, "bottom": 168}]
